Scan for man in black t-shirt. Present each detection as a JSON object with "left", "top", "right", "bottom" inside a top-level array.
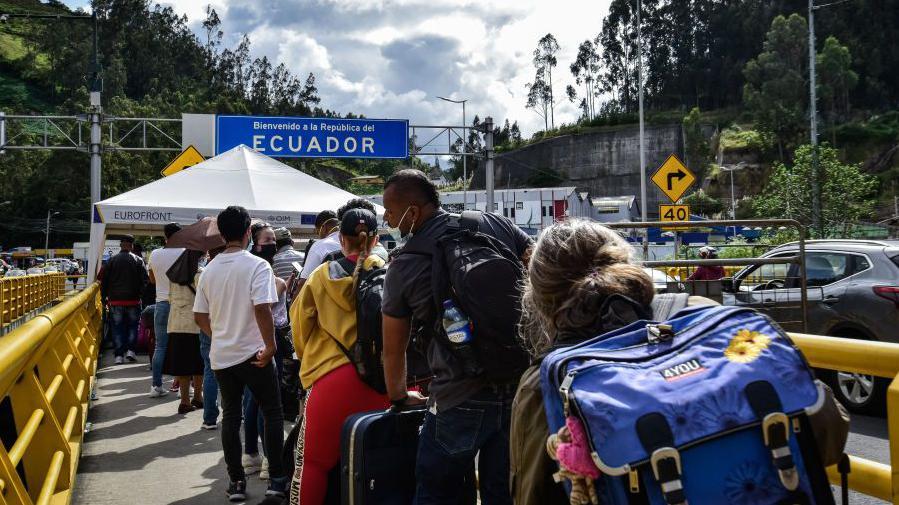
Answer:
[{"left": 381, "top": 169, "right": 531, "bottom": 505}]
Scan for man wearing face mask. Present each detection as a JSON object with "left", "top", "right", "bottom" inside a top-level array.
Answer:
[{"left": 380, "top": 169, "right": 532, "bottom": 505}]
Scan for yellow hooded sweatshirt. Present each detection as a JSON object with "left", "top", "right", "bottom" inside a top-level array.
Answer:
[{"left": 290, "top": 255, "right": 385, "bottom": 389}]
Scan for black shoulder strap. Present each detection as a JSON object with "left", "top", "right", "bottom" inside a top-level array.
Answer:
[{"left": 459, "top": 210, "right": 482, "bottom": 232}]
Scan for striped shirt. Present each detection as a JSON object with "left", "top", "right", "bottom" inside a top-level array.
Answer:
[{"left": 272, "top": 245, "right": 305, "bottom": 281}]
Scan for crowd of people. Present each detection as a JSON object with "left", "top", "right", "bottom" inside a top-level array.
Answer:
[{"left": 98, "top": 168, "right": 741, "bottom": 505}]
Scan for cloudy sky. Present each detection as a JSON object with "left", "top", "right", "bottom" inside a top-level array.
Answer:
[{"left": 62, "top": 0, "right": 611, "bottom": 138}]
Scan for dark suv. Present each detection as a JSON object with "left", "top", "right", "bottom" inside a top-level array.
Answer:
[{"left": 725, "top": 239, "right": 899, "bottom": 414}]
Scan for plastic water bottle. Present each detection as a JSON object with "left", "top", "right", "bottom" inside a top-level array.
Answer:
[{"left": 442, "top": 299, "right": 482, "bottom": 376}]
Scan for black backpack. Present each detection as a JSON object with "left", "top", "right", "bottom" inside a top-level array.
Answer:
[
  {"left": 329, "top": 258, "right": 389, "bottom": 394},
  {"left": 401, "top": 211, "right": 529, "bottom": 383}
]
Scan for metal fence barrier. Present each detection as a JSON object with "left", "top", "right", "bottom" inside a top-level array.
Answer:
[
  {"left": 790, "top": 333, "right": 899, "bottom": 502},
  {"left": 0, "top": 284, "right": 101, "bottom": 505},
  {"left": 0, "top": 274, "right": 67, "bottom": 326},
  {"left": 608, "top": 219, "right": 810, "bottom": 331}
]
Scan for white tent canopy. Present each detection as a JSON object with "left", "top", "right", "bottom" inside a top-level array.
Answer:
[{"left": 88, "top": 144, "right": 382, "bottom": 280}]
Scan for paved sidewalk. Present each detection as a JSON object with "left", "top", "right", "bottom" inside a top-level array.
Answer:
[{"left": 72, "top": 353, "right": 292, "bottom": 505}]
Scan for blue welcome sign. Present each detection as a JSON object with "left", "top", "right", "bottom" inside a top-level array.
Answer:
[{"left": 215, "top": 115, "right": 409, "bottom": 159}]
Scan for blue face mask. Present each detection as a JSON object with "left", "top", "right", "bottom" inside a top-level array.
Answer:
[{"left": 387, "top": 206, "right": 414, "bottom": 247}]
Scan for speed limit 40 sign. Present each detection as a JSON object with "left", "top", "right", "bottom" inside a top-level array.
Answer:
[
  {"left": 659, "top": 204, "right": 690, "bottom": 230},
  {"left": 659, "top": 204, "right": 690, "bottom": 221}
]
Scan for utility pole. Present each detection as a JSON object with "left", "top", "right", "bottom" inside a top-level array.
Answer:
[
  {"left": 485, "top": 116, "right": 495, "bottom": 214},
  {"left": 89, "top": 12, "right": 103, "bottom": 206},
  {"left": 45, "top": 210, "right": 60, "bottom": 255},
  {"left": 808, "top": 0, "right": 823, "bottom": 238},
  {"left": 636, "top": 0, "right": 649, "bottom": 257}
]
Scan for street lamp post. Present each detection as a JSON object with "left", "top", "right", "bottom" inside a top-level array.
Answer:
[
  {"left": 436, "top": 96, "right": 468, "bottom": 210},
  {"left": 807, "top": 0, "right": 849, "bottom": 237},
  {"left": 721, "top": 162, "right": 747, "bottom": 220},
  {"left": 45, "top": 210, "right": 60, "bottom": 255},
  {"left": 636, "top": 0, "right": 648, "bottom": 259}
]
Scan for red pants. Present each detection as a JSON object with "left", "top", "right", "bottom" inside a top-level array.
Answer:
[{"left": 290, "top": 363, "right": 388, "bottom": 505}]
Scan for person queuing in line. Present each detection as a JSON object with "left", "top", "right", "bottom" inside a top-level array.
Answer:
[
  {"left": 240, "top": 223, "right": 275, "bottom": 478},
  {"left": 148, "top": 223, "right": 185, "bottom": 397},
  {"left": 99, "top": 234, "right": 148, "bottom": 365},
  {"left": 163, "top": 249, "right": 206, "bottom": 415},
  {"left": 380, "top": 170, "right": 532, "bottom": 505},
  {"left": 687, "top": 245, "right": 727, "bottom": 281},
  {"left": 335, "top": 198, "right": 390, "bottom": 262},
  {"left": 193, "top": 206, "right": 288, "bottom": 502},
  {"left": 294, "top": 210, "right": 341, "bottom": 295},
  {"left": 272, "top": 227, "right": 305, "bottom": 281},
  {"left": 199, "top": 246, "right": 226, "bottom": 431},
  {"left": 511, "top": 219, "right": 714, "bottom": 504},
  {"left": 243, "top": 224, "right": 289, "bottom": 480},
  {"left": 288, "top": 208, "right": 389, "bottom": 505}
]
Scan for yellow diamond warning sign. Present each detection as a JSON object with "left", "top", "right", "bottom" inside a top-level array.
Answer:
[
  {"left": 651, "top": 154, "right": 696, "bottom": 203},
  {"left": 161, "top": 145, "right": 205, "bottom": 177}
]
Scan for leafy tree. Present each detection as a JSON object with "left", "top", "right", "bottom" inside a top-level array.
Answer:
[
  {"left": 680, "top": 189, "right": 724, "bottom": 217},
  {"left": 510, "top": 122, "right": 522, "bottom": 145},
  {"left": 533, "top": 33, "right": 560, "bottom": 129},
  {"left": 753, "top": 144, "right": 878, "bottom": 237},
  {"left": 525, "top": 67, "right": 551, "bottom": 131},
  {"left": 743, "top": 14, "right": 809, "bottom": 160},
  {"left": 569, "top": 39, "right": 600, "bottom": 120},
  {"left": 599, "top": 0, "right": 637, "bottom": 113},
  {"left": 682, "top": 107, "right": 710, "bottom": 177},
  {"left": 816, "top": 36, "right": 857, "bottom": 143}
]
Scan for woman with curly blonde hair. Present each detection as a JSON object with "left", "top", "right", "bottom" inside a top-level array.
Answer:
[{"left": 511, "top": 219, "right": 710, "bottom": 505}]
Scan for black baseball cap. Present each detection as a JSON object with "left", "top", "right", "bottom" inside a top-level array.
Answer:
[{"left": 340, "top": 208, "right": 378, "bottom": 236}]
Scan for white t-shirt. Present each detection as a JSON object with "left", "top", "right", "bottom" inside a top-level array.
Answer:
[
  {"left": 193, "top": 250, "right": 278, "bottom": 370},
  {"left": 149, "top": 247, "right": 185, "bottom": 302},
  {"left": 300, "top": 232, "right": 342, "bottom": 279}
]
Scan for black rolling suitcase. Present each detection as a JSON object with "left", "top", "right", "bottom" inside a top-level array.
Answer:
[{"left": 340, "top": 408, "right": 425, "bottom": 505}]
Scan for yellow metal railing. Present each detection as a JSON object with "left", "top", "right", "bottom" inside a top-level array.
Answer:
[
  {"left": 0, "top": 283, "right": 101, "bottom": 505},
  {"left": 790, "top": 333, "right": 899, "bottom": 503},
  {"left": 0, "top": 274, "right": 67, "bottom": 326}
]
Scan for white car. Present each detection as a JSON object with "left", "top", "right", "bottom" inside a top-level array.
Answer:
[{"left": 643, "top": 267, "right": 682, "bottom": 293}]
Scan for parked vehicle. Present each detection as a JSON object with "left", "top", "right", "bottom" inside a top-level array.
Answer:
[
  {"left": 725, "top": 239, "right": 899, "bottom": 414},
  {"left": 643, "top": 267, "right": 682, "bottom": 293}
]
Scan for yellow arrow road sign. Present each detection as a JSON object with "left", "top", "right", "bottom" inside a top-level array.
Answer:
[
  {"left": 651, "top": 154, "right": 696, "bottom": 202},
  {"left": 161, "top": 145, "right": 205, "bottom": 177}
]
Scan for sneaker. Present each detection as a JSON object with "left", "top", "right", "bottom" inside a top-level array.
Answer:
[
  {"left": 265, "top": 476, "right": 288, "bottom": 498},
  {"left": 259, "top": 457, "right": 269, "bottom": 480},
  {"left": 200, "top": 422, "right": 218, "bottom": 430},
  {"left": 242, "top": 453, "right": 262, "bottom": 475},
  {"left": 177, "top": 403, "right": 195, "bottom": 415},
  {"left": 226, "top": 480, "right": 247, "bottom": 502},
  {"left": 125, "top": 350, "right": 137, "bottom": 362},
  {"left": 114, "top": 356, "right": 124, "bottom": 365},
  {"left": 148, "top": 386, "right": 168, "bottom": 398},
  {"left": 169, "top": 379, "right": 180, "bottom": 392}
]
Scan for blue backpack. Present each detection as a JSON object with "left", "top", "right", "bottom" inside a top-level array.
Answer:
[{"left": 540, "top": 303, "right": 835, "bottom": 505}]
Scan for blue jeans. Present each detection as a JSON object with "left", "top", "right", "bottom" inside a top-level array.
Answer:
[
  {"left": 414, "top": 386, "right": 515, "bottom": 505},
  {"left": 199, "top": 332, "right": 219, "bottom": 425},
  {"left": 243, "top": 389, "right": 265, "bottom": 456},
  {"left": 110, "top": 305, "right": 140, "bottom": 357},
  {"left": 151, "top": 301, "right": 170, "bottom": 388}
]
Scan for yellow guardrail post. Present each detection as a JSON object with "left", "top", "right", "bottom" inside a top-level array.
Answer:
[
  {"left": 790, "top": 333, "right": 899, "bottom": 503},
  {"left": 0, "top": 283, "right": 100, "bottom": 505},
  {"left": 0, "top": 274, "right": 68, "bottom": 330}
]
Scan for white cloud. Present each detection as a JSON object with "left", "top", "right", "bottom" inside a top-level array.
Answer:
[{"left": 64, "top": 0, "right": 611, "bottom": 138}]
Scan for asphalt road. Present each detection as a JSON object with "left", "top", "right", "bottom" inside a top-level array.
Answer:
[{"left": 841, "top": 414, "right": 889, "bottom": 504}]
